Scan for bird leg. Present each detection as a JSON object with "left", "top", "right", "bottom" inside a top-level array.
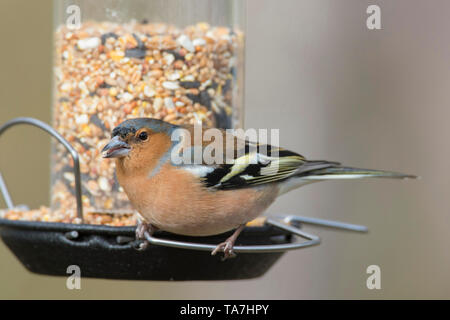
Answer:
[
  {"left": 211, "top": 224, "right": 246, "bottom": 260},
  {"left": 135, "top": 218, "right": 158, "bottom": 251}
]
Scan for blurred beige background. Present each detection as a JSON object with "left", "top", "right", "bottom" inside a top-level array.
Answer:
[{"left": 0, "top": 0, "right": 449, "bottom": 299}]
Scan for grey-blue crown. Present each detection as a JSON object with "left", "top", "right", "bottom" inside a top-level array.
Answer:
[{"left": 112, "top": 118, "right": 178, "bottom": 138}]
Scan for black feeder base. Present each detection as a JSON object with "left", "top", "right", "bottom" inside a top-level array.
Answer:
[{"left": 0, "top": 219, "right": 290, "bottom": 281}]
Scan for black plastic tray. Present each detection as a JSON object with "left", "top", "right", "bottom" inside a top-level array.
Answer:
[{"left": 0, "top": 218, "right": 290, "bottom": 281}]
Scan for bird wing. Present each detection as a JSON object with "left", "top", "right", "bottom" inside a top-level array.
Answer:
[
  {"left": 173, "top": 125, "right": 339, "bottom": 190},
  {"left": 203, "top": 147, "right": 308, "bottom": 190}
]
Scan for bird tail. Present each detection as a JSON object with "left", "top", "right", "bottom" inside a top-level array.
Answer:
[
  {"left": 277, "top": 161, "right": 416, "bottom": 196},
  {"left": 298, "top": 163, "right": 417, "bottom": 180}
]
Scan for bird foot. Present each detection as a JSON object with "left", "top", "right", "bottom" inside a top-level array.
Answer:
[
  {"left": 211, "top": 224, "right": 246, "bottom": 260},
  {"left": 135, "top": 220, "right": 157, "bottom": 251},
  {"left": 211, "top": 240, "right": 237, "bottom": 260}
]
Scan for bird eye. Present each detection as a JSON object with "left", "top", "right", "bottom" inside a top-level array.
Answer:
[{"left": 138, "top": 131, "right": 148, "bottom": 141}]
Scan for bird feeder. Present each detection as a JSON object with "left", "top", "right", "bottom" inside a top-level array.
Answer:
[
  {"left": 0, "top": 120, "right": 367, "bottom": 280},
  {"left": 0, "top": 0, "right": 368, "bottom": 281}
]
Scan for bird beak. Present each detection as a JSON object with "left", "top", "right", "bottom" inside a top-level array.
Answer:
[{"left": 102, "top": 136, "right": 131, "bottom": 158}]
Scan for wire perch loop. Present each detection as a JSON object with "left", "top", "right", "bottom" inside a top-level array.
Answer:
[
  {"left": 0, "top": 117, "right": 84, "bottom": 221},
  {"left": 142, "top": 215, "right": 368, "bottom": 253},
  {"left": 0, "top": 117, "right": 369, "bottom": 254},
  {"left": 143, "top": 218, "right": 321, "bottom": 253}
]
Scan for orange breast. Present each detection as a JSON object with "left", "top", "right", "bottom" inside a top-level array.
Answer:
[{"left": 116, "top": 162, "right": 278, "bottom": 236}]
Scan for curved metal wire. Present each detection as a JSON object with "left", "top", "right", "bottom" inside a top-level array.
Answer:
[
  {"left": 0, "top": 173, "right": 14, "bottom": 210},
  {"left": 144, "top": 218, "right": 321, "bottom": 253},
  {"left": 283, "top": 215, "right": 369, "bottom": 232},
  {"left": 0, "top": 117, "right": 83, "bottom": 221}
]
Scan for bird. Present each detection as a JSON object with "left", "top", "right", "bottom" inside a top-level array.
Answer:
[{"left": 102, "top": 117, "right": 416, "bottom": 259}]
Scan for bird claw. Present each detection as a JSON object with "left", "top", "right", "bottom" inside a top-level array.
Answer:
[
  {"left": 211, "top": 225, "right": 245, "bottom": 260},
  {"left": 211, "top": 240, "right": 237, "bottom": 260},
  {"left": 137, "top": 240, "right": 150, "bottom": 251},
  {"left": 135, "top": 222, "right": 148, "bottom": 240},
  {"left": 135, "top": 220, "right": 156, "bottom": 251}
]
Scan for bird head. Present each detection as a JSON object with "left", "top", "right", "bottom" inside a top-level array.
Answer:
[{"left": 102, "top": 118, "right": 177, "bottom": 160}]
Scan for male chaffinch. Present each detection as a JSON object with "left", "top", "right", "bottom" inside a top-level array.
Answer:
[{"left": 102, "top": 118, "right": 415, "bottom": 259}]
